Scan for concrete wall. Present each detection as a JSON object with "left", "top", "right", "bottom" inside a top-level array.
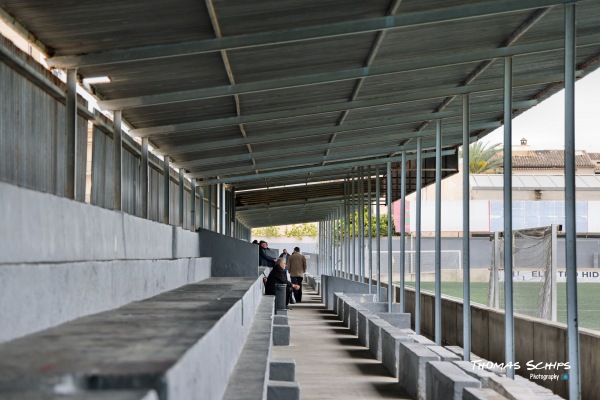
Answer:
[
  {"left": 0, "top": 258, "right": 211, "bottom": 343},
  {"left": 199, "top": 229, "right": 258, "bottom": 277},
  {"left": 322, "top": 275, "right": 388, "bottom": 311},
  {"left": 397, "top": 286, "right": 600, "bottom": 399},
  {"left": 0, "top": 182, "right": 212, "bottom": 343},
  {"left": 0, "top": 182, "right": 201, "bottom": 263}
]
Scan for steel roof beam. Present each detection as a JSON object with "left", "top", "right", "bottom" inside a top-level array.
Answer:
[
  {"left": 194, "top": 148, "right": 457, "bottom": 185},
  {"left": 237, "top": 198, "right": 345, "bottom": 212},
  {"left": 187, "top": 138, "right": 449, "bottom": 178},
  {"left": 97, "top": 33, "right": 600, "bottom": 111},
  {"left": 175, "top": 121, "right": 500, "bottom": 171},
  {"left": 47, "top": 0, "right": 575, "bottom": 69},
  {"left": 165, "top": 102, "right": 524, "bottom": 158},
  {"left": 132, "top": 73, "right": 577, "bottom": 137}
]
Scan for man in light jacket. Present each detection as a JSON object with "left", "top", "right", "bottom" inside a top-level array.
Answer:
[{"left": 287, "top": 247, "right": 307, "bottom": 302}]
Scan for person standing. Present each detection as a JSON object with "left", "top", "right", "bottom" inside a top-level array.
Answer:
[
  {"left": 279, "top": 249, "right": 290, "bottom": 262},
  {"left": 287, "top": 247, "right": 307, "bottom": 302}
]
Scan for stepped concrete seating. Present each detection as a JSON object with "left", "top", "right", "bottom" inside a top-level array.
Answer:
[
  {"left": 426, "top": 361, "right": 481, "bottom": 400},
  {"left": 380, "top": 326, "right": 415, "bottom": 378},
  {"left": 368, "top": 317, "right": 393, "bottom": 360},
  {"left": 398, "top": 341, "right": 441, "bottom": 400},
  {"left": 0, "top": 277, "right": 266, "bottom": 400},
  {"left": 463, "top": 387, "right": 510, "bottom": 399}
]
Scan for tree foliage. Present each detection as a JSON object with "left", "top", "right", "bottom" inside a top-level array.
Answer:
[
  {"left": 285, "top": 223, "right": 318, "bottom": 238},
  {"left": 461, "top": 141, "right": 503, "bottom": 174},
  {"left": 251, "top": 226, "right": 282, "bottom": 237},
  {"left": 252, "top": 223, "right": 318, "bottom": 238},
  {"left": 332, "top": 207, "right": 399, "bottom": 243}
]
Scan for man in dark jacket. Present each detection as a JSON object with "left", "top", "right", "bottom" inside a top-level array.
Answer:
[
  {"left": 265, "top": 258, "right": 300, "bottom": 306},
  {"left": 259, "top": 241, "right": 277, "bottom": 267}
]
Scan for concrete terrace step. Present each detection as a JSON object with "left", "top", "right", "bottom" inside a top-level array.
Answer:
[{"left": 0, "top": 277, "right": 261, "bottom": 400}]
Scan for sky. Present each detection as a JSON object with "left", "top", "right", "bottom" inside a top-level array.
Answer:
[{"left": 482, "top": 67, "right": 600, "bottom": 152}]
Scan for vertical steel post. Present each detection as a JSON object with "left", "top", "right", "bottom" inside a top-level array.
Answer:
[
  {"left": 462, "top": 93, "right": 472, "bottom": 361},
  {"left": 551, "top": 224, "right": 558, "bottom": 322},
  {"left": 564, "top": 5, "right": 581, "bottom": 398},
  {"left": 368, "top": 166, "right": 373, "bottom": 293},
  {"left": 345, "top": 180, "right": 350, "bottom": 279},
  {"left": 351, "top": 176, "right": 356, "bottom": 281},
  {"left": 113, "top": 110, "right": 122, "bottom": 210},
  {"left": 415, "top": 137, "right": 423, "bottom": 334},
  {"left": 179, "top": 169, "right": 185, "bottom": 228},
  {"left": 376, "top": 165, "right": 382, "bottom": 301},
  {"left": 434, "top": 120, "right": 442, "bottom": 345},
  {"left": 503, "top": 56, "right": 515, "bottom": 379},
  {"left": 141, "top": 137, "right": 149, "bottom": 219},
  {"left": 163, "top": 155, "right": 171, "bottom": 225},
  {"left": 65, "top": 68, "right": 78, "bottom": 200},
  {"left": 387, "top": 162, "right": 393, "bottom": 309},
  {"left": 359, "top": 168, "right": 365, "bottom": 282},
  {"left": 219, "top": 183, "right": 227, "bottom": 235},
  {"left": 190, "top": 178, "right": 197, "bottom": 231},
  {"left": 400, "top": 152, "right": 407, "bottom": 312},
  {"left": 207, "top": 185, "right": 212, "bottom": 231},
  {"left": 198, "top": 186, "right": 205, "bottom": 229},
  {"left": 231, "top": 187, "right": 236, "bottom": 237}
]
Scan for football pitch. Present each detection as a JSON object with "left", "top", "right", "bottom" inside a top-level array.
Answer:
[{"left": 400, "top": 281, "right": 600, "bottom": 331}]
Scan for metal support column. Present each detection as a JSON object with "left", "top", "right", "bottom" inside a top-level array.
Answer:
[
  {"left": 179, "top": 169, "right": 185, "bottom": 228},
  {"left": 503, "top": 56, "right": 515, "bottom": 379},
  {"left": 415, "top": 137, "right": 423, "bottom": 334},
  {"left": 190, "top": 178, "right": 197, "bottom": 231},
  {"left": 141, "top": 137, "right": 149, "bottom": 219},
  {"left": 386, "top": 162, "right": 393, "bottom": 309},
  {"left": 564, "top": 5, "right": 581, "bottom": 398},
  {"left": 221, "top": 184, "right": 227, "bottom": 234},
  {"left": 368, "top": 166, "right": 373, "bottom": 293},
  {"left": 376, "top": 165, "right": 382, "bottom": 301},
  {"left": 462, "top": 93, "right": 472, "bottom": 361},
  {"left": 351, "top": 176, "right": 356, "bottom": 281},
  {"left": 113, "top": 110, "right": 122, "bottom": 210},
  {"left": 400, "top": 152, "right": 407, "bottom": 312},
  {"left": 65, "top": 68, "right": 77, "bottom": 200},
  {"left": 198, "top": 185, "right": 205, "bottom": 229},
  {"left": 207, "top": 185, "right": 213, "bottom": 231},
  {"left": 359, "top": 167, "right": 365, "bottom": 282},
  {"left": 434, "top": 120, "right": 442, "bottom": 345},
  {"left": 163, "top": 156, "right": 170, "bottom": 225},
  {"left": 345, "top": 180, "right": 350, "bottom": 279},
  {"left": 231, "top": 188, "right": 236, "bottom": 237}
]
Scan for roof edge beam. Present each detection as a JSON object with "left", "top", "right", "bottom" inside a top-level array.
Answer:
[{"left": 47, "top": 0, "right": 578, "bottom": 69}]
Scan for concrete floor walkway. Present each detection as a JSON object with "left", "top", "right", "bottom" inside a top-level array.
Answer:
[{"left": 273, "top": 285, "right": 413, "bottom": 400}]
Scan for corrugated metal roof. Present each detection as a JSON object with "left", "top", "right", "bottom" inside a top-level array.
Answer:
[{"left": 1, "top": 0, "right": 599, "bottom": 226}]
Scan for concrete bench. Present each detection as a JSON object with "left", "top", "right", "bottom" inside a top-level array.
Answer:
[
  {"left": 453, "top": 361, "right": 498, "bottom": 388},
  {"left": 429, "top": 346, "right": 462, "bottom": 362},
  {"left": 368, "top": 316, "right": 393, "bottom": 360},
  {"left": 357, "top": 309, "right": 378, "bottom": 347},
  {"left": 223, "top": 295, "right": 275, "bottom": 400},
  {"left": 398, "top": 342, "right": 441, "bottom": 400},
  {"left": 0, "top": 277, "right": 262, "bottom": 400},
  {"left": 426, "top": 361, "right": 481, "bottom": 400},
  {"left": 380, "top": 326, "right": 415, "bottom": 378},
  {"left": 463, "top": 388, "right": 510, "bottom": 400}
]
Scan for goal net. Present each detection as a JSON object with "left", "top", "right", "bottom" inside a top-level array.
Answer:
[{"left": 488, "top": 225, "right": 557, "bottom": 321}]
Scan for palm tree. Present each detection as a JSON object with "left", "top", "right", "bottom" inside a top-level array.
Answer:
[{"left": 462, "top": 141, "right": 503, "bottom": 173}]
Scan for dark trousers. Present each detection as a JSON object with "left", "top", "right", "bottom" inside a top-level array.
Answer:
[{"left": 291, "top": 276, "right": 303, "bottom": 302}]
